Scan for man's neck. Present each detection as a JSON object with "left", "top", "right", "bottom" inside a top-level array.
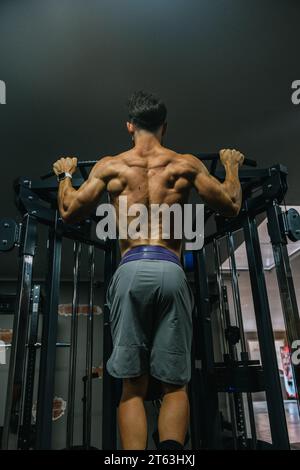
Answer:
[{"left": 133, "top": 131, "right": 162, "bottom": 153}]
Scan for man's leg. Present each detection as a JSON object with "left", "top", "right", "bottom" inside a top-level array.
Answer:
[
  {"left": 118, "top": 373, "right": 149, "bottom": 450},
  {"left": 158, "top": 383, "right": 189, "bottom": 446}
]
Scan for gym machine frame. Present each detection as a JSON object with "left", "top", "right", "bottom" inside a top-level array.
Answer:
[
  {"left": 1, "top": 157, "right": 300, "bottom": 450},
  {"left": 188, "top": 162, "right": 300, "bottom": 450},
  {"left": 0, "top": 171, "right": 118, "bottom": 449}
]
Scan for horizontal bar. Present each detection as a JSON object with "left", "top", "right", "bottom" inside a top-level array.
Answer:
[
  {"left": 195, "top": 152, "right": 257, "bottom": 167},
  {"left": 41, "top": 152, "right": 257, "bottom": 180}
]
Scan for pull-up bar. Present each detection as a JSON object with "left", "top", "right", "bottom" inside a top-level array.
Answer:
[{"left": 41, "top": 153, "right": 257, "bottom": 180}]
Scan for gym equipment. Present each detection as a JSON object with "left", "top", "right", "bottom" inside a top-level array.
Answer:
[
  {"left": 285, "top": 208, "right": 300, "bottom": 242},
  {"left": 188, "top": 161, "right": 300, "bottom": 450},
  {"left": 66, "top": 241, "right": 82, "bottom": 449},
  {"left": 213, "top": 237, "right": 257, "bottom": 449},
  {"left": 40, "top": 152, "right": 257, "bottom": 181},
  {"left": 0, "top": 218, "right": 20, "bottom": 252},
  {"left": 1, "top": 157, "right": 299, "bottom": 450},
  {"left": 0, "top": 174, "right": 115, "bottom": 449},
  {"left": 84, "top": 245, "right": 95, "bottom": 449}
]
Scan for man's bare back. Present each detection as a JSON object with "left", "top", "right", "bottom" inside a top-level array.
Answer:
[
  {"left": 104, "top": 145, "right": 193, "bottom": 257},
  {"left": 53, "top": 143, "right": 244, "bottom": 258}
]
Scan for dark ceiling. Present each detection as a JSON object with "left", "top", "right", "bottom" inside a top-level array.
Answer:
[{"left": 0, "top": 0, "right": 300, "bottom": 279}]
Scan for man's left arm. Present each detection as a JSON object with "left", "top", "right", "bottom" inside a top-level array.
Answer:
[{"left": 53, "top": 156, "right": 110, "bottom": 224}]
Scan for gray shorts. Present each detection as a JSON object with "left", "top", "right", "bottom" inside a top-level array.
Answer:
[{"left": 106, "top": 259, "right": 194, "bottom": 385}]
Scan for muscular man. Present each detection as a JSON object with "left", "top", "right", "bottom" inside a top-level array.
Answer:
[{"left": 53, "top": 90, "right": 244, "bottom": 450}]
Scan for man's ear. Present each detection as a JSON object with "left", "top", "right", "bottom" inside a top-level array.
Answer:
[{"left": 126, "top": 121, "right": 135, "bottom": 135}]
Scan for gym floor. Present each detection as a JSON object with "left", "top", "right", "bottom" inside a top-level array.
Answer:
[{"left": 254, "top": 401, "right": 300, "bottom": 446}]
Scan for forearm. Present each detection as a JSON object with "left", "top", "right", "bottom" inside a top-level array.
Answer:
[
  {"left": 222, "top": 162, "right": 242, "bottom": 212},
  {"left": 57, "top": 178, "right": 77, "bottom": 219}
]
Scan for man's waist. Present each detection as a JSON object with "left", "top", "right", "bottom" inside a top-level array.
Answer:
[{"left": 119, "top": 245, "right": 182, "bottom": 267}]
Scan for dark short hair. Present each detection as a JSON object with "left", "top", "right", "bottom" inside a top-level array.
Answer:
[{"left": 127, "top": 90, "right": 167, "bottom": 132}]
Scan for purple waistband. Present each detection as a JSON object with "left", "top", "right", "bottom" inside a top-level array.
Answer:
[{"left": 119, "top": 245, "right": 182, "bottom": 267}]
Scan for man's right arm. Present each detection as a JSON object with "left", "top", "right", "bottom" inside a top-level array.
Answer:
[
  {"left": 54, "top": 156, "right": 113, "bottom": 224},
  {"left": 187, "top": 149, "right": 244, "bottom": 217}
]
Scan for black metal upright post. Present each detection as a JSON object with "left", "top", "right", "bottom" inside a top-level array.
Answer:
[
  {"left": 102, "top": 239, "right": 117, "bottom": 450},
  {"left": 84, "top": 244, "right": 95, "bottom": 449},
  {"left": 36, "top": 212, "right": 62, "bottom": 449},
  {"left": 243, "top": 214, "right": 290, "bottom": 449},
  {"left": 2, "top": 214, "right": 37, "bottom": 449},
  {"left": 20, "top": 284, "right": 41, "bottom": 449},
  {"left": 66, "top": 241, "right": 81, "bottom": 449}
]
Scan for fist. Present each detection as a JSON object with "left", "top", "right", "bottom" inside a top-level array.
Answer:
[
  {"left": 219, "top": 149, "right": 244, "bottom": 167},
  {"left": 53, "top": 157, "right": 78, "bottom": 176}
]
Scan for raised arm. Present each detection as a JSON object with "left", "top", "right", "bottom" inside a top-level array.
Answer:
[
  {"left": 53, "top": 156, "right": 112, "bottom": 224},
  {"left": 187, "top": 149, "right": 244, "bottom": 217}
]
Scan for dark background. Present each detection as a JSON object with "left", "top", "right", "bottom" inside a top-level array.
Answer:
[{"left": 0, "top": 0, "right": 300, "bottom": 278}]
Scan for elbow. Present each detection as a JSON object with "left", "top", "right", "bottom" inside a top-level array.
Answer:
[
  {"left": 58, "top": 201, "right": 83, "bottom": 225},
  {"left": 58, "top": 200, "right": 73, "bottom": 224},
  {"left": 60, "top": 212, "right": 72, "bottom": 224},
  {"left": 220, "top": 201, "right": 241, "bottom": 218},
  {"left": 60, "top": 210, "right": 80, "bottom": 225},
  {"left": 229, "top": 205, "right": 241, "bottom": 218}
]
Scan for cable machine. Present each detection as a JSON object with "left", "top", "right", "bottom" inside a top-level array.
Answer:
[{"left": 0, "top": 157, "right": 299, "bottom": 449}]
